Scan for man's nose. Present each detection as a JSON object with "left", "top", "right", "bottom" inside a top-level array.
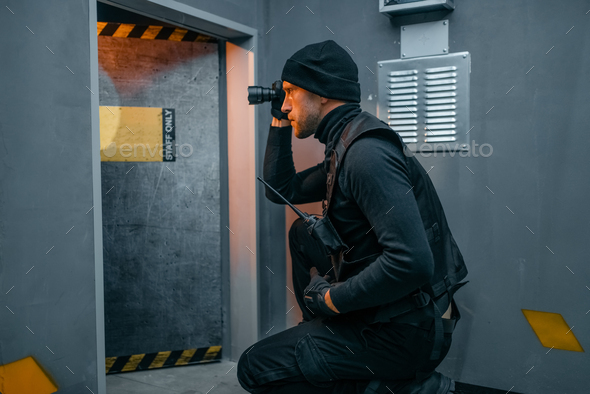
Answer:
[{"left": 281, "top": 97, "right": 291, "bottom": 114}]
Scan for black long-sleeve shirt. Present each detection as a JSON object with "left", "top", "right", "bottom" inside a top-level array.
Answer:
[{"left": 263, "top": 103, "right": 434, "bottom": 315}]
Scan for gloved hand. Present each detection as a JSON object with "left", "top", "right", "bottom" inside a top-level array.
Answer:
[
  {"left": 303, "top": 267, "right": 341, "bottom": 317},
  {"left": 271, "top": 83, "right": 289, "bottom": 120}
]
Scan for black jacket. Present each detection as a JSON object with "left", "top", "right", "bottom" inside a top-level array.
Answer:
[{"left": 263, "top": 103, "right": 439, "bottom": 315}]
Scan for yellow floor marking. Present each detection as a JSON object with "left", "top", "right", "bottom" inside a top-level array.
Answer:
[{"left": 0, "top": 356, "right": 58, "bottom": 394}]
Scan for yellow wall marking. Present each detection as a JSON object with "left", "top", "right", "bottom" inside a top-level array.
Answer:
[
  {"left": 168, "top": 28, "right": 188, "bottom": 41},
  {"left": 106, "top": 346, "right": 222, "bottom": 374},
  {"left": 112, "top": 23, "right": 136, "bottom": 38},
  {"left": 203, "top": 346, "right": 222, "bottom": 361},
  {"left": 149, "top": 351, "right": 172, "bottom": 369},
  {"left": 100, "top": 106, "right": 163, "bottom": 162},
  {"left": 175, "top": 349, "right": 197, "bottom": 366},
  {"left": 522, "top": 309, "right": 584, "bottom": 352},
  {"left": 121, "top": 354, "right": 146, "bottom": 372},
  {"left": 97, "top": 22, "right": 108, "bottom": 35},
  {"left": 0, "top": 356, "right": 58, "bottom": 394},
  {"left": 105, "top": 356, "right": 117, "bottom": 373},
  {"left": 141, "top": 25, "right": 164, "bottom": 40},
  {"left": 96, "top": 22, "right": 215, "bottom": 42}
]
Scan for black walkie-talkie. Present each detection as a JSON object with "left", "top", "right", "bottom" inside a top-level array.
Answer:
[{"left": 257, "top": 176, "right": 349, "bottom": 268}]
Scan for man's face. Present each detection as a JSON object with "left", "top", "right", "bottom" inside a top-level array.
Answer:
[{"left": 281, "top": 81, "right": 322, "bottom": 139}]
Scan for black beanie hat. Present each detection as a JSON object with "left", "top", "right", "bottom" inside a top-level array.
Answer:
[{"left": 281, "top": 40, "right": 361, "bottom": 103}]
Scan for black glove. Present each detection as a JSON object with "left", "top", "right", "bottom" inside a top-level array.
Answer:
[
  {"left": 271, "top": 83, "right": 289, "bottom": 120},
  {"left": 303, "top": 267, "right": 340, "bottom": 317}
]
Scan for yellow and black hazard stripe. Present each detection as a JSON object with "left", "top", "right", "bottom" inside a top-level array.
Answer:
[
  {"left": 106, "top": 345, "right": 221, "bottom": 374},
  {"left": 97, "top": 22, "right": 216, "bottom": 42}
]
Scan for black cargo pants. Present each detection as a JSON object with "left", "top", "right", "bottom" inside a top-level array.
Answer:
[{"left": 237, "top": 218, "right": 453, "bottom": 393}]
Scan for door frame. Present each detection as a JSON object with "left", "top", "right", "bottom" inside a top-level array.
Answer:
[{"left": 92, "top": 0, "right": 260, "bottom": 371}]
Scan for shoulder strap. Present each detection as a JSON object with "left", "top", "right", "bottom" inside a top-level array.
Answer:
[{"left": 323, "top": 112, "right": 394, "bottom": 215}]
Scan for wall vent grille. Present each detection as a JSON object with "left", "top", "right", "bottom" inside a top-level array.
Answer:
[{"left": 378, "top": 52, "right": 470, "bottom": 152}]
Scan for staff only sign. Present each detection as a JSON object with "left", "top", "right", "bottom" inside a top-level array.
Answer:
[
  {"left": 99, "top": 106, "right": 177, "bottom": 162},
  {"left": 163, "top": 108, "right": 175, "bottom": 162}
]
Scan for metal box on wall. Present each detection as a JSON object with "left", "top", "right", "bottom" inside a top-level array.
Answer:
[
  {"left": 377, "top": 51, "right": 471, "bottom": 152},
  {"left": 379, "top": 0, "right": 454, "bottom": 17}
]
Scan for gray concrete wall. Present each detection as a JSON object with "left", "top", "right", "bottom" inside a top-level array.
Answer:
[
  {"left": 0, "top": 0, "right": 104, "bottom": 393},
  {"left": 176, "top": 0, "right": 259, "bottom": 29},
  {"left": 260, "top": 1, "right": 590, "bottom": 393},
  {"left": 98, "top": 35, "right": 222, "bottom": 356}
]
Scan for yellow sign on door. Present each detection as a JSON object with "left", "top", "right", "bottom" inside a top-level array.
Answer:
[{"left": 100, "top": 106, "right": 175, "bottom": 162}]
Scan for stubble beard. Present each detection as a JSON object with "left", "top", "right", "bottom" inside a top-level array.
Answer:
[{"left": 294, "top": 104, "right": 321, "bottom": 139}]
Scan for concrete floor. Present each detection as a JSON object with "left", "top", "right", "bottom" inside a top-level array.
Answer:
[
  {"left": 105, "top": 360, "right": 510, "bottom": 394},
  {"left": 106, "top": 360, "right": 244, "bottom": 394}
]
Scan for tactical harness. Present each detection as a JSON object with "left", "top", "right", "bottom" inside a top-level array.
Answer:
[{"left": 321, "top": 111, "right": 468, "bottom": 366}]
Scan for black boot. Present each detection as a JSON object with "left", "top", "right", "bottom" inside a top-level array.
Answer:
[{"left": 364, "top": 372, "right": 455, "bottom": 394}]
